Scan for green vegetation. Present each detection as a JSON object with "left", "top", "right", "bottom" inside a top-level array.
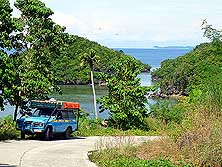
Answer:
[
  {"left": 90, "top": 83, "right": 222, "bottom": 167},
  {"left": 80, "top": 49, "right": 99, "bottom": 119},
  {"left": 89, "top": 149, "right": 192, "bottom": 167},
  {"left": 0, "top": 0, "right": 69, "bottom": 120},
  {"left": 152, "top": 42, "right": 222, "bottom": 95},
  {"left": 0, "top": 115, "right": 19, "bottom": 140},
  {"left": 90, "top": 23, "right": 222, "bottom": 167},
  {"left": 0, "top": 0, "right": 151, "bottom": 120},
  {"left": 51, "top": 35, "right": 151, "bottom": 85},
  {"left": 73, "top": 118, "right": 158, "bottom": 137},
  {"left": 152, "top": 21, "right": 222, "bottom": 96},
  {"left": 98, "top": 56, "right": 153, "bottom": 130}
]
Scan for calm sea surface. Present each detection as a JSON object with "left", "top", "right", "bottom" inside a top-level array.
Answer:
[
  {"left": 117, "top": 48, "right": 192, "bottom": 68},
  {"left": 0, "top": 48, "right": 192, "bottom": 118}
]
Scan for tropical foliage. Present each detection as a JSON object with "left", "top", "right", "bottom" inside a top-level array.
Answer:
[
  {"left": 98, "top": 56, "right": 152, "bottom": 130},
  {"left": 0, "top": 115, "right": 19, "bottom": 140},
  {"left": 152, "top": 21, "right": 222, "bottom": 96},
  {"left": 51, "top": 35, "right": 151, "bottom": 85},
  {"left": 152, "top": 42, "right": 222, "bottom": 95},
  {"left": 0, "top": 0, "right": 150, "bottom": 121},
  {"left": 80, "top": 49, "right": 99, "bottom": 119},
  {"left": 0, "top": 0, "right": 69, "bottom": 120}
]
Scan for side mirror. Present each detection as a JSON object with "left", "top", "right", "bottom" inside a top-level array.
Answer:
[
  {"left": 19, "top": 109, "right": 25, "bottom": 116},
  {"left": 56, "top": 112, "right": 63, "bottom": 119}
]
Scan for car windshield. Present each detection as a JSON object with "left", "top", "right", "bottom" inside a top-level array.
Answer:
[{"left": 32, "top": 108, "right": 55, "bottom": 117}]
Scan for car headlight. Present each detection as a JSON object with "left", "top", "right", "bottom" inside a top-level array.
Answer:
[{"left": 33, "top": 122, "right": 45, "bottom": 127}]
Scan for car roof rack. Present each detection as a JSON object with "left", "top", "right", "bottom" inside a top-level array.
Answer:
[{"left": 30, "top": 100, "right": 80, "bottom": 109}]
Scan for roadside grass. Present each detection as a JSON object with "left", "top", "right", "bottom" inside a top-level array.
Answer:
[
  {"left": 73, "top": 118, "right": 160, "bottom": 137},
  {"left": 89, "top": 106, "right": 222, "bottom": 167},
  {"left": 89, "top": 142, "right": 193, "bottom": 167},
  {"left": 0, "top": 115, "right": 19, "bottom": 141},
  {"left": 89, "top": 149, "right": 189, "bottom": 167}
]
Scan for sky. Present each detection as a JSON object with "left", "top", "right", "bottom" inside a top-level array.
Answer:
[{"left": 10, "top": 0, "right": 222, "bottom": 48}]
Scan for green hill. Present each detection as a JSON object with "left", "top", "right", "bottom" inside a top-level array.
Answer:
[
  {"left": 151, "top": 42, "right": 222, "bottom": 95},
  {"left": 51, "top": 35, "right": 151, "bottom": 85}
]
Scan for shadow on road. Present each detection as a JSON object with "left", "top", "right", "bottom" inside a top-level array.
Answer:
[
  {"left": 0, "top": 164, "right": 16, "bottom": 167},
  {"left": 24, "top": 135, "right": 86, "bottom": 141}
]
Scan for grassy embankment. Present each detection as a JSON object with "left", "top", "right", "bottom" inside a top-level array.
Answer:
[
  {"left": 88, "top": 42, "right": 222, "bottom": 167},
  {"left": 89, "top": 88, "right": 222, "bottom": 166}
]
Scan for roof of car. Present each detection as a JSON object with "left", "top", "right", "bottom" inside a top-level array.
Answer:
[{"left": 31, "top": 100, "right": 80, "bottom": 109}]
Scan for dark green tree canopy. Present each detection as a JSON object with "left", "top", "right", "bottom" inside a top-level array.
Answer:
[
  {"left": 0, "top": 0, "right": 16, "bottom": 49},
  {"left": 52, "top": 35, "right": 151, "bottom": 85},
  {"left": 152, "top": 22, "right": 222, "bottom": 96},
  {"left": 0, "top": 0, "right": 69, "bottom": 120}
]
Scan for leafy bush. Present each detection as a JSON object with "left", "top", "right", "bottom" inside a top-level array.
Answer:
[
  {"left": 150, "top": 100, "right": 187, "bottom": 125},
  {"left": 98, "top": 56, "right": 151, "bottom": 130},
  {"left": 0, "top": 115, "right": 19, "bottom": 140},
  {"left": 73, "top": 118, "right": 156, "bottom": 137}
]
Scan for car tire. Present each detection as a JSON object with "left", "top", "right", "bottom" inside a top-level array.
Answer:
[
  {"left": 64, "top": 127, "right": 72, "bottom": 139},
  {"left": 21, "top": 130, "right": 25, "bottom": 140},
  {"left": 45, "top": 127, "right": 53, "bottom": 141}
]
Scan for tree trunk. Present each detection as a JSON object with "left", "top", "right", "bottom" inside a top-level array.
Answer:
[
  {"left": 13, "top": 91, "right": 20, "bottom": 121},
  {"left": 90, "top": 68, "right": 98, "bottom": 119},
  {"left": 14, "top": 103, "right": 19, "bottom": 121}
]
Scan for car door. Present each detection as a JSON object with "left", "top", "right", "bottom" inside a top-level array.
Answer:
[
  {"left": 62, "top": 110, "right": 69, "bottom": 132},
  {"left": 53, "top": 111, "right": 64, "bottom": 133},
  {"left": 68, "top": 110, "right": 77, "bottom": 131}
]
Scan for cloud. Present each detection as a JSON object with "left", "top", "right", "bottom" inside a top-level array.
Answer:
[
  {"left": 51, "top": 11, "right": 76, "bottom": 27},
  {"left": 8, "top": 0, "right": 222, "bottom": 47}
]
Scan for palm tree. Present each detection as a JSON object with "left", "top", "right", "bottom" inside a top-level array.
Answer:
[{"left": 80, "top": 49, "right": 99, "bottom": 119}]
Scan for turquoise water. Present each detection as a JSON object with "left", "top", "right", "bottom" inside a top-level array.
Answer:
[{"left": 0, "top": 48, "right": 191, "bottom": 118}]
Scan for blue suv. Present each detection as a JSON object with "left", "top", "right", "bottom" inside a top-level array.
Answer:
[{"left": 16, "top": 100, "right": 80, "bottom": 140}]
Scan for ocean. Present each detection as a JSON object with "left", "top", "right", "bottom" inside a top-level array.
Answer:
[
  {"left": 0, "top": 48, "right": 192, "bottom": 118},
  {"left": 115, "top": 48, "right": 192, "bottom": 86},
  {"left": 115, "top": 48, "right": 192, "bottom": 68}
]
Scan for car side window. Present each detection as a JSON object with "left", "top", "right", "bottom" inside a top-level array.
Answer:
[
  {"left": 68, "top": 111, "right": 75, "bottom": 120},
  {"left": 62, "top": 111, "right": 69, "bottom": 120},
  {"left": 57, "top": 111, "right": 63, "bottom": 119}
]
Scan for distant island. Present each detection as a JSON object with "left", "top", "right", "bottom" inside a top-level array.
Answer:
[{"left": 153, "top": 46, "right": 193, "bottom": 49}]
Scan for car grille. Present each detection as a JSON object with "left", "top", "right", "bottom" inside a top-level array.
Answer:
[{"left": 24, "top": 121, "right": 33, "bottom": 125}]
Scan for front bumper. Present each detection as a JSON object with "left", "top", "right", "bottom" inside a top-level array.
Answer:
[{"left": 22, "top": 124, "right": 45, "bottom": 134}]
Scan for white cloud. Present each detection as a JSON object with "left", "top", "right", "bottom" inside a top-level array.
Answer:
[
  {"left": 51, "top": 11, "right": 76, "bottom": 27},
  {"left": 8, "top": 0, "right": 222, "bottom": 47}
]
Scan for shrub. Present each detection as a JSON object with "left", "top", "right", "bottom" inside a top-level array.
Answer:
[
  {"left": 150, "top": 100, "right": 187, "bottom": 125},
  {"left": 0, "top": 115, "right": 19, "bottom": 140},
  {"left": 98, "top": 56, "right": 151, "bottom": 130},
  {"left": 73, "top": 118, "right": 156, "bottom": 137}
]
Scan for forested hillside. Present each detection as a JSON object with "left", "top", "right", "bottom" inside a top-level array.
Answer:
[
  {"left": 51, "top": 35, "right": 151, "bottom": 85},
  {"left": 152, "top": 42, "right": 222, "bottom": 95}
]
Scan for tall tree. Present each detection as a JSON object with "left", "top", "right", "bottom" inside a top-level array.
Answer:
[
  {"left": 0, "top": 0, "right": 17, "bottom": 110},
  {"left": 0, "top": 0, "right": 70, "bottom": 120},
  {"left": 80, "top": 49, "right": 99, "bottom": 119},
  {"left": 98, "top": 56, "right": 150, "bottom": 130}
]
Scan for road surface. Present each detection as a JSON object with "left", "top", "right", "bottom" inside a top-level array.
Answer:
[{"left": 0, "top": 136, "right": 159, "bottom": 167}]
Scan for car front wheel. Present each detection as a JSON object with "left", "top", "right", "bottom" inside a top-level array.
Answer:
[
  {"left": 45, "top": 127, "right": 53, "bottom": 140},
  {"left": 21, "top": 130, "right": 25, "bottom": 140}
]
